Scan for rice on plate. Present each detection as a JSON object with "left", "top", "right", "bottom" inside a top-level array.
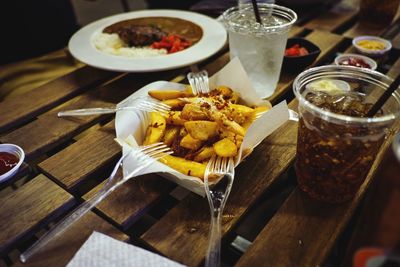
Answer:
[{"left": 93, "top": 33, "right": 167, "bottom": 57}]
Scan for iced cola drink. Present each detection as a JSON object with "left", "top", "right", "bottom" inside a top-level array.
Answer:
[{"left": 293, "top": 66, "right": 400, "bottom": 203}]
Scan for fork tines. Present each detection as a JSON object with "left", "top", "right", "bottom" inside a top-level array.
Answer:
[
  {"left": 187, "top": 70, "right": 210, "bottom": 95},
  {"left": 133, "top": 142, "right": 172, "bottom": 161},
  {"left": 136, "top": 99, "right": 171, "bottom": 113},
  {"left": 205, "top": 155, "right": 235, "bottom": 179}
]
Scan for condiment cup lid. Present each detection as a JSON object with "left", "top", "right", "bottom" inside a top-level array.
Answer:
[
  {"left": 0, "top": 144, "right": 25, "bottom": 182},
  {"left": 352, "top": 36, "right": 392, "bottom": 56},
  {"left": 334, "top": 53, "right": 377, "bottom": 70}
]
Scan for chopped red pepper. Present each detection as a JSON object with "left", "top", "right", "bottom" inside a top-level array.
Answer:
[
  {"left": 151, "top": 34, "right": 192, "bottom": 54},
  {"left": 285, "top": 44, "right": 309, "bottom": 57}
]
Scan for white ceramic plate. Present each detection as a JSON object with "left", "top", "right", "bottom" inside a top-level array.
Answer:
[{"left": 68, "top": 9, "right": 227, "bottom": 72}]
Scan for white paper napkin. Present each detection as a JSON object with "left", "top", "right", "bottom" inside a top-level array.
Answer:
[{"left": 67, "top": 231, "right": 185, "bottom": 267}]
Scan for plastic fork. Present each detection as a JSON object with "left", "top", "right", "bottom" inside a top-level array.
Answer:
[
  {"left": 187, "top": 70, "right": 210, "bottom": 95},
  {"left": 20, "top": 143, "right": 172, "bottom": 263},
  {"left": 57, "top": 98, "right": 170, "bottom": 117},
  {"left": 204, "top": 156, "right": 235, "bottom": 267}
]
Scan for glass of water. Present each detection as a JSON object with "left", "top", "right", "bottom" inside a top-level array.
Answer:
[{"left": 221, "top": 3, "right": 297, "bottom": 98}]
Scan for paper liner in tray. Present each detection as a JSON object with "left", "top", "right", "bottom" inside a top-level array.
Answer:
[{"left": 115, "top": 58, "right": 290, "bottom": 196}]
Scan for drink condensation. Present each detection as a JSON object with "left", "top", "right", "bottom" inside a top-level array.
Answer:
[
  {"left": 221, "top": 4, "right": 297, "bottom": 98},
  {"left": 228, "top": 14, "right": 288, "bottom": 98}
]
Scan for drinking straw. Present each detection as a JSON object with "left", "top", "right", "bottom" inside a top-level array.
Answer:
[
  {"left": 366, "top": 74, "right": 400, "bottom": 117},
  {"left": 251, "top": 0, "right": 262, "bottom": 24}
]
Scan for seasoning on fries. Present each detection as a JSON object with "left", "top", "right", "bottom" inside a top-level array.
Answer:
[{"left": 143, "top": 85, "right": 270, "bottom": 180}]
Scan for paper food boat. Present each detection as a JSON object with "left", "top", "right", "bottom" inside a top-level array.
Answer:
[{"left": 115, "top": 58, "right": 290, "bottom": 196}]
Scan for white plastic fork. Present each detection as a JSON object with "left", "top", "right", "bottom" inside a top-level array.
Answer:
[
  {"left": 57, "top": 98, "right": 170, "bottom": 117},
  {"left": 20, "top": 142, "right": 172, "bottom": 263},
  {"left": 187, "top": 70, "right": 210, "bottom": 95},
  {"left": 204, "top": 156, "right": 235, "bottom": 267}
]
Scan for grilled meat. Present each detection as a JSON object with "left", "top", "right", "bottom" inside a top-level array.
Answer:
[{"left": 115, "top": 25, "right": 167, "bottom": 47}]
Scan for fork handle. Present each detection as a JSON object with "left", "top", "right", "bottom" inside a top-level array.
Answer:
[
  {"left": 205, "top": 211, "right": 222, "bottom": 267},
  {"left": 20, "top": 178, "right": 123, "bottom": 263},
  {"left": 58, "top": 107, "right": 117, "bottom": 117}
]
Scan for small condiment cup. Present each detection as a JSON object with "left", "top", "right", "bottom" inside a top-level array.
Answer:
[
  {"left": 352, "top": 36, "right": 392, "bottom": 57},
  {"left": 334, "top": 53, "right": 377, "bottom": 70},
  {"left": 0, "top": 144, "right": 25, "bottom": 182}
]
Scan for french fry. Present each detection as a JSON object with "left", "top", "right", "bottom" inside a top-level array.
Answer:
[
  {"left": 219, "top": 127, "right": 244, "bottom": 147},
  {"left": 142, "top": 85, "right": 267, "bottom": 179},
  {"left": 159, "top": 155, "right": 206, "bottom": 179},
  {"left": 162, "top": 99, "right": 186, "bottom": 110},
  {"left": 184, "top": 121, "right": 218, "bottom": 141},
  {"left": 194, "top": 146, "right": 215, "bottom": 162},
  {"left": 181, "top": 103, "right": 209, "bottom": 120},
  {"left": 143, "top": 112, "right": 166, "bottom": 145},
  {"left": 213, "top": 138, "right": 238, "bottom": 157},
  {"left": 165, "top": 111, "right": 187, "bottom": 126},
  {"left": 148, "top": 89, "right": 193, "bottom": 100},
  {"left": 163, "top": 126, "right": 180, "bottom": 146},
  {"left": 180, "top": 134, "right": 203, "bottom": 150}
]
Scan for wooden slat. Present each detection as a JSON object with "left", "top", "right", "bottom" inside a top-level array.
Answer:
[
  {"left": 141, "top": 103, "right": 299, "bottom": 266},
  {"left": 344, "top": 22, "right": 386, "bottom": 38},
  {"left": 386, "top": 57, "right": 400, "bottom": 79},
  {"left": 235, "top": 127, "right": 397, "bottom": 267},
  {"left": 0, "top": 66, "right": 118, "bottom": 133},
  {"left": 0, "top": 175, "right": 75, "bottom": 256},
  {"left": 0, "top": 95, "right": 111, "bottom": 160},
  {"left": 14, "top": 212, "right": 128, "bottom": 267},
  {"left": 38, "top": 121, "right": 119, "bottom": 192},
  {"left": 268, "top": 30, "right": 345, "bottom": 103},
  {"left": 304, "top": 10, "right": 357, "bottom": 32},
  {"left": 83, "top": 174, "right": 175, "bottom": 229}
]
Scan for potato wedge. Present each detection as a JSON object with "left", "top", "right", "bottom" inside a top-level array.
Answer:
[
  {"left": 159, "top": 155, "right": 206, "bottom": 178},
  {"left": 216, "top": 85, "right": 233, "bottom": 98},
  {"left": 219, "top": 127, "right": 244, "bottom": 147},
  {"left": 213, "top": 138, "right": 238, "bottom": 157},
  {"left": 222, "top": 119, "right": 246, "bottom": 136},
  {"left": 162, "top": 99, "right": 186, "bottom": 110},
  {"left": 143, "top": 112, "right": 166, "bottom": 145},
  {"left": 184, "top": 121, "right": 218, "bottom": 141},
  {"left": 165, "top": 111, "right": 186, "bottom": 126},
  {"left": 180, "top": 134, "right": 203, "bottom": 150},
  {"left": 163, "top": 126, "right": 180, "bottom": 146},
  {"left": 148, "top": 89, "right": 193, "bottom": 100},
  {"left": 181, "top": 103, "right": 209, "bottom": 120},
  {"left": 194, "top": 146, "right": 215, "bottom": 162}
]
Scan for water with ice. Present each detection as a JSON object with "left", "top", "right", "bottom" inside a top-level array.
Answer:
[{"left": 228, "top": 13, "right": 289, "bottom": 98}]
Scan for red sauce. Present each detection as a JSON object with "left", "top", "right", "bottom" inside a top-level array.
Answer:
[
  {"left": 339, "top": 57, "right": 371, "bottom": 68},
  {"left": 0, "top": 152, "right": 19, "bottom": 175}
]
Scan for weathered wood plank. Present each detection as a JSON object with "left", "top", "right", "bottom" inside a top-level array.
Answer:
[
  {"left": 83, "top": 174, "right": 175, "bottom": 229},
  {"left": 0, "top": 95, "right": 111, "bottom": 160},
  {"left": 0, "top": 175, "right": 75, "bottom": 256},
  {"left": 38, "top": 121, "right": 119, "bottom": 192},
  {"left": 304, "top": 9, "right": 357, "bottom": 32},
  {"left": 269, "top": 30, "right": 345, "bottom": 103},
  {"left": 235, "top": 126, "right": 397, "bottom": 267},
  {"left": 14, "top": 212, "right": 129, "bottom": 267},
  {"left": 0, "top": 66, "right": 118, "bottom": 133},
  {"left": 386, "top": 57, "right": 400, "bottom": 79},
  {"left": 141, "top": 102, "right": 299, "bottom": 266},
  {"left": 344, "top": 22, "right": 385, "bottom": 38}
]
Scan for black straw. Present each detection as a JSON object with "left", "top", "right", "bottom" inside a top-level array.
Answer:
[
  {"left": 251, "top": 0, "right": 262, "bottom": 24},
  {"left": 366, "top": 75, "right": 400, "bottom": 117}
]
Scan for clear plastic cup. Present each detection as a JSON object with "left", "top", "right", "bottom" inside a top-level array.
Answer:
[
  {"left": 293, "top": 65, "right": 400, "bottom": 203},
  {"left": 221, "top": 3, "right": 297, "bottom": 98}
]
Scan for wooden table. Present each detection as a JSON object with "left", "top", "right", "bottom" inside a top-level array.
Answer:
[{"left": 1, "top": 2, "right": 400, "bottom": 267}]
